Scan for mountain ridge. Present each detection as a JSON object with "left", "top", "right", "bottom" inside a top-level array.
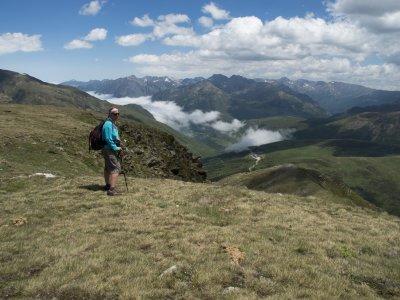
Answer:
[
  {"left": 153, "top": 75, "right": 327, "bottom": 119},
  {"left": 263, "top": 77, "right": 400, "bottom": 113},
  {"left": 62, "top": 73, "right": 400, "bottom": 115}
]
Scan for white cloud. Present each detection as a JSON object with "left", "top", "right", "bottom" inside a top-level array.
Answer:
[
  {"left": 264, "top": 16, "right": 370, "bottom": 56},
  {"left": 161, "top": 16, "right": 370, "bottom": 61},
  {"left": 64, "top": 39, "right": 93, "bottom": 50},
  {"left": 153, "top": 23, "right": 193, "bottom": 39},
  {"left": 125, "top": 13, "right": 194, "bottom": 42},
  {"left": 158, "top": 13, "right": 190, "bottom": 24},
  {"left": 0, "top": 33, "right": 43, "bottom": 55},
  {"left": 226, "top": 128, "right": 285, "bottom": 152},
  {"left": 153, "top": 14, "right": 193, "bottom": 38},
  {"left": 127, "top": 8, "right": 400, "bottom": 89},
  {"left": 130, "top": 50, "right": 400, "bottom": 89},
  {"left": 84, "top": 28, "right": 107, "bottom": 41},
  {"left": 188, "top": 110, "right": 220, "bottom": 124},
  {"left": 65, "top": 28, "right": 107, "bottom": 50},
  {"left": 119, "top": 2, "right": 400, "bottom": 89},
  {"left": 88, "top": 92, "right": 243, "bottom": 133},
  {"left": 202, "top": 2, "right": 230, "bottom": 20},
  {"left": 129, "top": 54, "right": 160, "bottom": 63},
  {"left": 116, "top": 34, "right": 148, "bottom": 46},
  {"left": 211, "top": 119, "right": 244, "bottom": 133},
  {"left": 79, "top": 0, "right": 104, "bottom": 16},
  {"left": 327, "top": 0, "right": 400, "bottom": 32},
  {"left": 131, "top": 14, "right": 155, "bottom": 27},
  {"left": 198, "top": 16, "right": 214, "bottom": 28},
  {"left": 327, "top": 0, "right": 400, "bottom": 17}
]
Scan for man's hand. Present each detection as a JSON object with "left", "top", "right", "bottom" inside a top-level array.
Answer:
[
  {"left": 118, "top": 148, "right": 126, "bottom": 158},
  {"left": 118, "top": 139, "right": 126, "bottom": 149}
]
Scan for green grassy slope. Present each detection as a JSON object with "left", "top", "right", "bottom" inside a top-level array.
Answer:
[
  {"left": 0, "top": 104, "right": 206, "bottom": 182},
  {"left": 218, "top": 164, "right": 371, "bottom": 209},
  {"left": 204, "top": 140, "right": 400, "bottom": 216},
  {"left": 1, "top": 176, "right": 399, "bottom": 298},
  {"left": 0, "top": 104, "right": 101, "bottom": 178},
  {"left": 246, "top": 116, "right": 307, "bottom": 131},
  {"left": 296, "top": 111, "right": 400, "bottom": 147}
]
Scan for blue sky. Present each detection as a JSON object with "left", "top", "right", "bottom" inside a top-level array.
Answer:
[{"left": 1, "top": 0, "right": 399, "bottom": 89}]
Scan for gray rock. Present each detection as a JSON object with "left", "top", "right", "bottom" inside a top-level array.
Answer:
[
  {"left": 222, "top": 286, "right": 240, "bottom": 295},
  {"left": 160, "top": 265, "right": 177, "bottom": 278}
]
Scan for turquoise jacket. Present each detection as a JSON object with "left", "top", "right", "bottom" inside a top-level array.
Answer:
[{"left": 102, "top": 118, "right": 121, "bottom": 152}]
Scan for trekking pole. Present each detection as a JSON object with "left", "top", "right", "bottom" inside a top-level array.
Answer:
[
  {"left": 119, "top": 151, "right": 129, "bottom": 192},
  {"left": 123, "top": 170, "right": 129, "bottom": 192}
]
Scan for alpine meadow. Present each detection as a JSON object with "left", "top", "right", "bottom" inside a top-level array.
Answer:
[{"left": 1, "top": 0, "right": 400, "bottom": 298}]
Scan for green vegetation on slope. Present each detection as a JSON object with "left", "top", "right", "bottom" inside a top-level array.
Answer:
[
  {"left": 218, "top": 164, "right": 371, "bottom": 209},
  {"left": 296, "top": 110, "right": 400, "bottom": 147},
  {"left": 204, "top": 139, "right": 400, "bottom": 216},
  {"left": 1, "top": 176, "right": 399, "bottom": 298},
  {"left": 246, "top": 116, "right": 308, "bottom": 131}
]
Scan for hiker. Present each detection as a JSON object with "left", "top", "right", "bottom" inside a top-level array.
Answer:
[{"left": 102, "top": 107, "right": 124, "bottom": 196}]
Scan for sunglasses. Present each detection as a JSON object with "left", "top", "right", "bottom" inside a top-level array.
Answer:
[{"left": 112, "top": 112, "right": 120, "bottom": 115}]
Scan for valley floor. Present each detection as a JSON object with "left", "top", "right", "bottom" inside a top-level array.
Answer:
[{"left": 1, "top": 176, "right": 399, "bottom": 298}]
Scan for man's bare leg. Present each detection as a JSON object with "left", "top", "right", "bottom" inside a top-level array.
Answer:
[{"left": 109, "top": 172, "right": 119, "bottom": 189}]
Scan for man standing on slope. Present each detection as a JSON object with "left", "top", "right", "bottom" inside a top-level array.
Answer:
[{"left": 102, "top": 107, "right": 123, "bottom": 196}]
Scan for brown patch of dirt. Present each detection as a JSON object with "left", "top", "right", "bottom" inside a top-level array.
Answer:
[
  {"left": 12, "top": 217, "right": 27, "bottom": 226},
  {"left": 222, "top": 245, "right": 245, "bottom": 265}
]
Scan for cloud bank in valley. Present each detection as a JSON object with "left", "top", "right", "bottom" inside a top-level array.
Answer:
[
  {"left": 226, "top": 127, "right": 286, "bottom": 152},
  {"left": 89, "top": 92, "right": 244, "bottom": 133},
  {"left": 90, "top": 92, "right": 288, "bottom": 151}
]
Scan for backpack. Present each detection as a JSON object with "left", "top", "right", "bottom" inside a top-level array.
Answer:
[{"left": 89, "top": 120, "right": 106, "bottom": 151}]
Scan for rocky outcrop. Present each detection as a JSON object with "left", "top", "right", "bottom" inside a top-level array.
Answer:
[{"left": 120, "top": 123, "right": 207, "bottom": 182}]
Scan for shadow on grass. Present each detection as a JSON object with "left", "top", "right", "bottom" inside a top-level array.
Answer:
[
  {"left": 204, "top": 140, "right": 320, "bottom": 161},
  {"left": 79, "top": 184, "right": 104, "bottom": 191},
  {"left": 321, "top": 139, "right": 400, "bottom": 157},
  {"left": 205, "top": 139, "right": 400, "bottom": 161}
]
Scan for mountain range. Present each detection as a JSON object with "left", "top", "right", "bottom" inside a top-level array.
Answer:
[
  {"left": 153, "top": 74, "right": 326, "bottom": 120},
  {"left": 263, "top": 77, "right": 400, "bottom": 113},
  {"left": 63, "top": 75, "right": 180, "bottom": 98},
  {"left": 64, "top": 74, "right": 327, "bottom": 119},
  {"left": 63, "top": 74, "right": 400, "bottom": 115}
]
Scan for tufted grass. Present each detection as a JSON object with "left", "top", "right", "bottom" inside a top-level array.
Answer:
[{"left": 1, "top": 176, "right": 399, "bottom": 298}]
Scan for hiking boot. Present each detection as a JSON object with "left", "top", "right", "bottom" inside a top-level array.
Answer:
[
  {"left": 104, "top": 184, "right": 111, "bottom": 191},
  {"left": 107, "top": 187, "right": 122, "bottom": 196}
]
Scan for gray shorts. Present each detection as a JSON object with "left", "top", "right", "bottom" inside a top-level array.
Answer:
[{"left": 102, "top": 148, "right": 121, "bottom": 174}]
